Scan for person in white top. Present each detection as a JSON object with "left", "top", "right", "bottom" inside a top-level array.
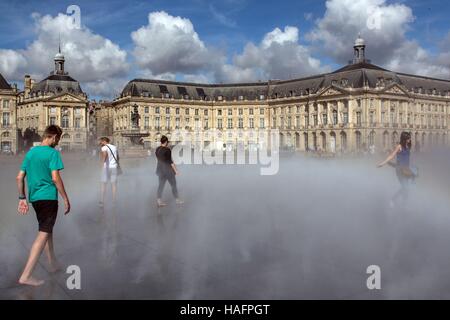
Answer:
[{"left": 99, "top": 137, "right": 119, "bottom": 206}]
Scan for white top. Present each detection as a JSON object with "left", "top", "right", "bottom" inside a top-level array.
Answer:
[{"left": 101, "top": 144, "right": 118, "bottom": 169}]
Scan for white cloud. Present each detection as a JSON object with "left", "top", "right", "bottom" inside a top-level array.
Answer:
[
  {"left": 0, "top": 12, "right": 129, "bottom": 97},
  {"left": 216, "top": 26, "right": 330, "bottom": 82},
  {"left": 131, "top": 11, "right": 219, "bottom": 75},
  {"left": 307, "top": 0, "right": 450, "bottom": 79}
]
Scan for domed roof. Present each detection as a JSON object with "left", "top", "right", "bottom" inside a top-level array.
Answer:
[
  {"left": 355, "top": 35, "right": 365, "bottom": 46},
  {"left": 54, "top": 52, "right": 65, "bottom": 60}
]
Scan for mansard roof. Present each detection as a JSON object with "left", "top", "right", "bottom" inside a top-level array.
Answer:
[
  {"left": 119, "top": 64, "right": 450, "bottom": 101},
  {"left": 0, "top": 73, "right": 12, "bottom": 90},
  {"left": 30, "top": 74, "right": 84, "bottom": 96}
]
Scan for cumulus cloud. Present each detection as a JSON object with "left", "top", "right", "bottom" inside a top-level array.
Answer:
[
  {"left": 131, "top": 11, "right": 220, "bottom": 76},
  {"left": 307, "top": 0, "right": 450, "bottom": 79},
  {"left": 215, "top": 26, "right": 330, "bottom": 82},
  {"left": 0, "top": 12, "right": 129, "bottom": 97},
  {"left": 131, "top": 12, "right": 329, "bottom": 84}
]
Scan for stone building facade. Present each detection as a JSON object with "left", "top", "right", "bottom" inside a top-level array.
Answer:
[
  {"left": 0, "top": 73, "right": 18, "bottom": 154},
  {"left": 111, "top": 37, "right": 450, "bottom": 153},
  {"left": 16, "top": 49, "right": 89, "bottom": 151}
]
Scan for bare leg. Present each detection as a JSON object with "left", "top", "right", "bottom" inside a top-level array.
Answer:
[
  {"left": 111, "top": 182, "right": 117, "bottom": 204},
  {"left": 44, "top": 233, "right": 61, "bottom": 273},
  {"left": 19, "top": 231, "right": 49, "bottom": 286},
  {"left": 100, "top": 182, "right": 106, "bottom": 206}
]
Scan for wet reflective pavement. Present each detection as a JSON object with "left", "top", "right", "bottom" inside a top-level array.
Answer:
[{"left": 1, "top": 152, "right": 450, "bottom": 299}]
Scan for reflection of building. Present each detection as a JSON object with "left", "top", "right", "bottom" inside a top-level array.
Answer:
[
  {"left": 112, "top": 36, "right": 450, "bottom": 153},
  {"left": 0, "top": 73, "right": 18, "bottom": 154},
  {"left": 17, "top": 48, "right": 89, "bottom": 151},
  {"left": 88, "top": 100, "right": 114, "bottom": 148}
]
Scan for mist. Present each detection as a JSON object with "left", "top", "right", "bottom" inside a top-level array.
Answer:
[{"left": 1, "top": 148, "right": 450, "bottom": 299}]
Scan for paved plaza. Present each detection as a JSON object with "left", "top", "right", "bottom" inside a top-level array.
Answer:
[{"left": 1, "top": 151, "right": 450, "bottom": 299}]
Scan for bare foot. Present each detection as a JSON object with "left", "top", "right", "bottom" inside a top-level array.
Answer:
[
  {"left": 18, "top": 277, "right": 45, "bottom": 286},
  {"left": 157, "top": 200, "right": 167, "bottom": 207}
]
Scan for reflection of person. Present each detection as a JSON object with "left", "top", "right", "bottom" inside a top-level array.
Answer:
[
  {"left": 377, "top": 132, "right": 415, "bottom": 208},
  {"left": 99, "top": 137, "right": 119, "bottom": 206},
  {"left": 155, "top": 135, "right": 183, "bottom": 207},
  {"left": 16, "top": 125, "right": 70, "bottom": 286}
]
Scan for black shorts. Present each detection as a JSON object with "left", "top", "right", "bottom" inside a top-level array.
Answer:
[{"left": 32, "top": 200, "right": 58, "bottom": 233}]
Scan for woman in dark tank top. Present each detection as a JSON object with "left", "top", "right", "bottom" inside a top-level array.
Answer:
[{"left": 377, "top": 132, "right": 414, "bottom": 208}]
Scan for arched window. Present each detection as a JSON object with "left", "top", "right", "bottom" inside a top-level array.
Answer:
[
  {"left": 1, "top": 131, "right": 10, "bottom": 138},
  {"left": 340, "top": 131, "right": 347, "bottom": 151}
]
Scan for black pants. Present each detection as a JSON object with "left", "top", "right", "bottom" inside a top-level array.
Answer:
[{"left": 157, "top": 174, "right": 179, "bottom": 199}]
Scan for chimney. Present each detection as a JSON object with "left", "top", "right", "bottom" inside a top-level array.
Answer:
[{"left": 24, "top": 75, "right": 31, "bottom": 95}]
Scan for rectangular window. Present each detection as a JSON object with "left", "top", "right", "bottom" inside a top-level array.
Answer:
[
  {"left": 166, "top": 107, "right": 170, "bottom": 114},
  {"left": 185, "top": 108, "right": 189, "bottom": 115},
  {"left": 175, "top": 117, "right": 180, "bottom": 129},
  {"left": 166, "top": 117, "right": 170, "bottom": 128},
  {"left": 296, "top": 116, "right": 300, "bottom": 128},
  {"left": 369, "top": 111, "right": 374, "bottom": 124},
  {"left": 155, "top": 117, "right": 160, "bottom": 129},
  {"left": 238, "top": 118, "right": 243, "bottom": 129},
  {"left": 204, "top": 109, "right": 208, "bottom": 116},
  {"left": 74, "top": 118, "right": 81, "bottom": 128},
  {"left": 217, "top": 118, "right": 223, "bottom": 129},
  {"left": 62, "top": 115, "right": 69, "bottom": 128},
  {"left": 259, "top": 118, "right": 265, "bottom": 128},
  {"left": 228, "top": 118, "right": 233, "bottom": 129},
  {"left": 260, "top": 108, "right": 264, "bottom": 115},
  {"left": 239, "top": 108, "right": 243, "bottom": 116},
  {"left": 145, "top": 106, "right": 149, "bottom": 113},
  {"left": 155, "top": 107, "right": 160, "bottom": 114},
  {"left": 50, "top": 107, "right": 56, "bottom": 114},
  {"left": 228, "top": 109, "right": 232, "bottom": 116},
  {"left": 356, "top": 112, "right": 361, "bottom": 125},
  {"left": 195, "top": 109, "right": 199, "bottom": 116},
  {"left": 49, "top": 116, "right": 56, "bottom": 126},
  {"left": 3, "top": 100, "right": 9, "bottom": 109},
  {"left": 145, "top": 116, "right": 149, "bottom": 129},
  {"left": 343, "top": 112, "right": 348, "bottom": 124},
  {"left": 218, "top": 109, "right": 222, "bottom": 116},
  {"left": 2, "top": 112, "right": 10, "bottom": 126},
  {"left": 322, "top": 113, "right": 327, "bottom": 125},
  {"left": 313, "top": 114, "right": 318, "bottom": 126},
  {"left": 249, "top": 108, "right": 254, "bottom": 115}
]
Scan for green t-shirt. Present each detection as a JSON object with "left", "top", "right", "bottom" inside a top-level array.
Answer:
[{"left": 20, "top": 146, "right": 64, "bottom": 202}]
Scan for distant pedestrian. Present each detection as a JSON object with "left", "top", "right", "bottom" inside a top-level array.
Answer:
[{"left": 155, "top": 135, "right": 183, "bottom": 207}]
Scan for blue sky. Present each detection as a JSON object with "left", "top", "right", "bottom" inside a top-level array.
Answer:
[{"left": 0, "top": 0, "right": 449, "bottom": 99}]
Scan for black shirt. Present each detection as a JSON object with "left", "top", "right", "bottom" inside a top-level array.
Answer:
[{"left": 155, "top": 146, "right": 174, "bottom": 176}]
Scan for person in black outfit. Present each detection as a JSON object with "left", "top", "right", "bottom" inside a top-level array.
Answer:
[{"left": 155, "top": 135, "right": 183, "bottom": 207}]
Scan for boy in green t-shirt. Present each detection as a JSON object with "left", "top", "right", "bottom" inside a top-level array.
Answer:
[{"left": 16, "top": 125, "right": 71, "bottom": 286}]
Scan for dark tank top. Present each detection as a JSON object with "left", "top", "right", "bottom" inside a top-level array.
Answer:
[{"left": 397, "top": 146, "right": 410, "bottom": 167}]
